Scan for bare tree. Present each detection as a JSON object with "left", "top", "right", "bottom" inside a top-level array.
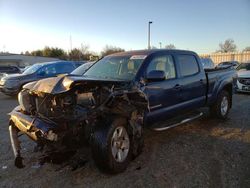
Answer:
[
  {"left": 42, "top": 46, "right": 66, "bottom": 59},
  {"left": 101, "top": 45, "right": 125, "bottom": 56},
  {"left": 165, "top": 44, "right": 176, "bottom": 49},
  {"left": 69, "top": 48, "right": 83, "bottom": 60},
  {"left": 80, "top": 44, "right": 89, "bottom": 55},
  {"left": 243, "top": 46, "right": 250, "bottom": 52},
  {"left": 31, "top": 50, "right": 43, "bottom": 56},
  {"left": 24, "top": 51, "right": 30, "bottom": 55},
  {"left": 218, "top": 39, "right": 237, "bottom": 53}
]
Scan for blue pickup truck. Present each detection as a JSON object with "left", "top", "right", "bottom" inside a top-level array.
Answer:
[{"left": 8, "top": 49, "right": 237, "bottom": 173}]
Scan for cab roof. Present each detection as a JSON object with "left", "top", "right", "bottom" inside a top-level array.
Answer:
[{"left": 107, "top": 49, "right": 196, "bottom": 57}]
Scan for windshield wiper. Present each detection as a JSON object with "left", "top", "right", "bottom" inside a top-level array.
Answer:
[
  {"left": 102, "top": 76, "right": 127, "bottom": 81},
  {"left": 83, "top": 74, "right": 126, "bottom": 81}
]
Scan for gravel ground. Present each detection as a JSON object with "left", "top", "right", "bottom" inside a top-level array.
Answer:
[{"left": 0, "top": 92, "right": 250, "bottom": 188}]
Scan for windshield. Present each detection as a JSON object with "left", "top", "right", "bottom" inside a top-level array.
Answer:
[
  {"left": 84, "top": 55, "right": 145, "bottom": 80},
  {"left": 22, "top": 64, "right": 43, "bottom": 75},
  {"left": 71, "top": 62, "right": 94, "bottom": 75},
  {"left": 236, "top": 63, "right": 250, "bottom": 71}
]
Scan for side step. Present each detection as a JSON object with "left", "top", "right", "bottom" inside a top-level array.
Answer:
[{"left": 151, "top": 111, "right": 203, "bottom": 131}]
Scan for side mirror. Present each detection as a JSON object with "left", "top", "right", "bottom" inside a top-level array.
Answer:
[{"left": 146, "top": 70, "right": 165, "bottom": 82}]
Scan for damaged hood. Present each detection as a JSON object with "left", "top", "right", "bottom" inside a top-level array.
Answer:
[{"left": 23, "top": 75, "right": 131, "bottom": 94}]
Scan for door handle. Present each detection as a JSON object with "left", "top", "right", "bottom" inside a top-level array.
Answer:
[{"left": 174, "top": 84, "right": 181, "bottom": 90}]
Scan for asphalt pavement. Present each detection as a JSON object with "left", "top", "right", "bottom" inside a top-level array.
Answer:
[{"left": 0, "top": 92, "right": 250, "bottom": 188}]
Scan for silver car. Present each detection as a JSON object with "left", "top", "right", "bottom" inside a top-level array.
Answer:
[{"left": 236, "top": 62, "right": 250, "bottom": 93}]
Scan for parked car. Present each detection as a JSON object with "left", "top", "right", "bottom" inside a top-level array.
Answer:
[
  {"left": 0, "top": 65, "right": 21, "bottom": 79},
  {"left": 200, "top": 57, "right": 215, "bottom": 69},
  {"left": 9, "top": 49, "right": 236, "bottom": 173},
  {"left": 70, "top": 61, "right": 95, "bottom": 75},
  {"left": 19, "top": 66, "right": 31, "bottom": 73},
  {"left": 0, "top": 61, "right": 81, "bottom": 96},
  {"left": 217, "top": 61, "right": 239, "bottom": 69},
  {"left": 236, "top": 62, "right": 250, "bottom": 93}
]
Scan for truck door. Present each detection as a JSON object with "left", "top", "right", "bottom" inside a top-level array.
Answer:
[
  {"left": 175, "top": 54, "right": 206, "bottom": 110},
  {"left": 143, "top": 53, "right": 181, "bottom": 122}
]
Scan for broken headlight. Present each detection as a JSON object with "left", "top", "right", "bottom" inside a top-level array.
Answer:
[{"left": 18, "top": 90, "right": 31, "bottom": 112}]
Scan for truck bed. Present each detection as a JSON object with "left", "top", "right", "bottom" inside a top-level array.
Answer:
[{"left": 205, "top": 67, "right": 236, "bottom": 106}]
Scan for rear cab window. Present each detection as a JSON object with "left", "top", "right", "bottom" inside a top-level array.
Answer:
[{"left": 177, "top": 55, "right": 199, "bottom": 77}]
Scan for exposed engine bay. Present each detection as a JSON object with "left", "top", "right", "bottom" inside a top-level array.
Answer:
[{"left": 9, "top": 75, "right": 148, "bottom": 169}]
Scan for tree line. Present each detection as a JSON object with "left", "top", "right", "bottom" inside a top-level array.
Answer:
[
  {"left": 163, "top": 39, "right": 250, "bottom": 53},
  {"left": 20, "top": 39, "right": 250, "bottom": 60},
  {"left": 21, "top": 45, "right": 125, "bottom": 61}
]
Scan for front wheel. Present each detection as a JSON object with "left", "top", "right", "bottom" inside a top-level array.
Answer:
[
  {"left": 210, "top": 90, "right": 230, "bottom": 119},
  {"left": 91, "top": 117, "right": 132, "bottom": 173}
]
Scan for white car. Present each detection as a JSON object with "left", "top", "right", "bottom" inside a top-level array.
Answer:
[{"left": 236, "top": 62, "right": 250, "bottom": 93}]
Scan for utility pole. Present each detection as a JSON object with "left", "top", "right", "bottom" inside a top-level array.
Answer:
[
  {"left": 69, "top": 35, "right": 72, "bottom": 52},
  {"left": 159, "top": 42, "right": 162, "bottom": 49},
  {"left": 3, "top": 45, "right": 6, "bottom": 53},
  {"left": 148, "top": 21, "right": 153, "bottom": 49},
  {"left": 80, "top": 43, "right": 84, "bottom": 60}
]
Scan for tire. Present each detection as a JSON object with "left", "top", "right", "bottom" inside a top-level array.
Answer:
[
  {"left": 210, "top": 90, "right": 230, "bottom": 119},
  {"left": 91, "top": 117, "right": 132, "bottom": 173}
]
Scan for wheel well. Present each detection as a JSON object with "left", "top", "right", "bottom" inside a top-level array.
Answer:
[
  {"left": 19, "top": 83, "right": 26, "bottom": 90},
  {"left": 222, "top": 84, "right": 232, "bottom": 107}
]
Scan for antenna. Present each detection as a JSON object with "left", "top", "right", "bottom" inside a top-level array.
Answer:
[
  {"left": 69, "top": 35, "right": 72, "bottom": 52},
  {"left": 159, "top": 42, "right": 162, "bottom": 49}
]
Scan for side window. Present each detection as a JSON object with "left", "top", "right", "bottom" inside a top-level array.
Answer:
[
  {"left": 55, "top": 63, "right": 75, "bottom": 74},
  {"left": 38, "top": 65, "right": 57, "bottom": 75},
  {"left": 177, "top": 55, "right": 199, "bottom": 76},
  {"left": 147, "top": 55, "right": 176, "bottom": 79}
]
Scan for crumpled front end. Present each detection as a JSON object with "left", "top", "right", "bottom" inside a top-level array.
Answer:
[
  {"left": 10, "top": 106, "right": 60, "bottom": 141},
  {"left": 9, "top": 75, "right": 148, "bottom": 168},
  {"left": 9, "top": 106, "right": 61, "bottom": 168}
]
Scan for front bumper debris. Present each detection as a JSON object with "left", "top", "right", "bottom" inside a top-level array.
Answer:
[
  {"left": 9, "top": 124, "right": 24, "bottom": 168},
  {"left": 9, "top": 106, "right": 58, "bottom": 168}
]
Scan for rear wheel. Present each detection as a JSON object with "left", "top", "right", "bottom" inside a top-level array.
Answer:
[
  {"left": 91, "top": 117, "right": 132, "bottom": 173},
  {"left": 210, "top": 90, "right": 230, "bottom": 119}
]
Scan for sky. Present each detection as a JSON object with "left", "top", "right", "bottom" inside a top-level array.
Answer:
[{"left": 0, "top": 0, "right": 249, "bottom": 54}]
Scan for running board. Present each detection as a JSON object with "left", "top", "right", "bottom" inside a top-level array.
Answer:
[{"left": 152, "top": 112, "right": 203, "bottom": 131}]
